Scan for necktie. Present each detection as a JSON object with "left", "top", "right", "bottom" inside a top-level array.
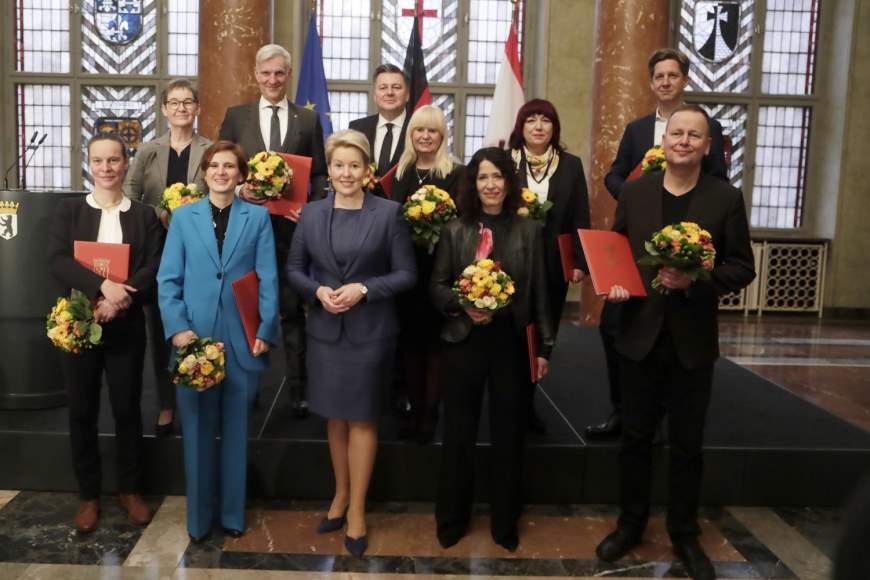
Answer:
[
  {"left": 268, "top": 105, "right": 281, "bottom": 151},
  {"left": 378, "top": 122, "right": 394, "bottom": 174}
]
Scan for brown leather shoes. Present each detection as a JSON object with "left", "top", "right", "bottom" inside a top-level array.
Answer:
[
  {"left": 74, "top": 499, "right": 100, "bottom": 533},
  {"left": 119, "top": 494, "right": 152, "bottom": 526}
]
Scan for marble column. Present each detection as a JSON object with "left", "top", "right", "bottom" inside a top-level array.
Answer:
[
  {"left": 581, "top": 0, "right": 670, "bottom": 325},
  {"left": 197, "top": 0, "right": 272, "bottom": 140}
]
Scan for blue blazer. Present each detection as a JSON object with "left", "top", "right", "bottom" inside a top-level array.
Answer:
[
  {"left": 157, "top": 197, "right": 280, "bottom": 371},
  {"left": 286, "top": 193, "right": 417, "bottom": 344}
]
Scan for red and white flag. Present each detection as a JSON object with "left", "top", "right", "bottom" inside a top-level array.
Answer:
[{"left": 482, "top": 20, "right": 524, "bottom": 148}]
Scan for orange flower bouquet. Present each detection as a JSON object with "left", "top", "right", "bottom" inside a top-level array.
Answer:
[{"left": 172, "top": 337, "right": 226, "bottom": 392}]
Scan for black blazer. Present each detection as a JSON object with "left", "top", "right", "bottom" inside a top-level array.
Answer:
[
  {"left": 349, "top": 113, "right": 409, "bottom": 176},
  {"left": 613, "top": 172, "right": 755, "bottom": 369},
  {"left": 218, "top": 99, "right": 328, "bottom": 200},
  {"left": 515, "top": 150, "right": 590, "bottom": 276},
  {"left": 48, "top": 196, "right": 163, "bottom": 308},
  {"left": 389, "top": 164, "right": 464, "bottom": 205},
  {"left": 429, "top": 216, "right": 555, "bottom": 358},
  {"left": 604, "top": 112, "right": 728, "bottom": 198}
]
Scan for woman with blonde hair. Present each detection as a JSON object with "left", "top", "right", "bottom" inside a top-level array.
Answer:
[
  {"left": 287, "top": 129, "right": 416, "bottom": 556},
  {"left": 388, "top": 105, "right": 464, "bottom": 443}
]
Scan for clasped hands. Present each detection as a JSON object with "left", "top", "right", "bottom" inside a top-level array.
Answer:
[
  {"left": 606, "top": 266, "right": 691, "bottom": 302},
  {"left": 316, "top": 284, "right": 365, "bottom": 314},
  {"left": 93, "top": 279, "right": 138, "bottom": 323}
]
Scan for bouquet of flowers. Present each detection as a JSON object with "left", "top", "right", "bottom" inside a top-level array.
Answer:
[
  {"left": 637, "top": 221, "right": 716, "bottom": 294},
  {"left": 517, "top": 188, "right": 553, "bottom": 221},
  {"left": 641, "top": 146, "right": 667, "bottom": 174},
  {"left": 452, "top": 258, "right": 516, "bottom": 315},
  {"left": 362, "top": 163, "right": 379, "bottom": 192},
  {"left": 159, "top": 182, "right": 204, "bottom": 215},
  {"left": 245, "top": 151, "right": 293, "bottom": 200},
  {"left": 172, "top": 337, "right": 226, "bottom": 392},
  {"left": 402, "top": 184, "right": 457, "bottom": 252},
  {"left": 45, "top": 289, "right": 102, "bottom": 353}
]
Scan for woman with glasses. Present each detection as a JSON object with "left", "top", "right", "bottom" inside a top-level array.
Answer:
[{"left": 124, "top": 79, "right": 212, "bottom": 438}]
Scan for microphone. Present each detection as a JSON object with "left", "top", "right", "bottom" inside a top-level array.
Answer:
[
  {"left": 3, "top": 131, "right": 38, "bottom": 190},
  {"left": 21, "top": 132, "right": 48, "bottom": 191}
]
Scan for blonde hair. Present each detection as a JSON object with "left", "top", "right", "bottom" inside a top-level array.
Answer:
[
  {"left": 325, "top": 129, "right": 371, "bottom": 165},
  {"left": 256, "top": 44, "right": 292, "bottom": 69},
  {"left": 396, "top": 105, "right": 456, "bottom": 180}
]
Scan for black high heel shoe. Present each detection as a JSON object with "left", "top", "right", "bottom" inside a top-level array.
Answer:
[
  {"left": 317, "top": 507, "right": 348, "bottom": 534},
  {"left": 223, "top": 527, "right": 244, "bottom": 538},
  {"left": 344, "top": 533, "right": 368, "bottom": 557},
  {"left": 154, "top": 421, "right": 174, "bottom": 438}
]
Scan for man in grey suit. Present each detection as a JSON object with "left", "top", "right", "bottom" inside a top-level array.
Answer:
[{"left": 218, "top": 44, "right": 328, "bottom": 417}]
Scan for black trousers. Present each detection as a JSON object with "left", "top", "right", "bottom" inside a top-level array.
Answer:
[
  {"left": 61, "top": 311, "right": 146, "bottom": 500},
  {"left": 436, "top": 317, "right": 529, "bottom": 543},
  {"left": 617, "top": 330, "right": 713, "bottom": 538},
  {"left": 273, "top": 216, "right": 306, "bottom": 401},
  {"left": 144, "top": 303, "right": 173, "bottom": 413},
  {"left": 598, "top": 301, "right": 623, "bottom": 412}
]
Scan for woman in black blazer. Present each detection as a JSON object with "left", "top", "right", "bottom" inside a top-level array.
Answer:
[
  {"left": 388, "top": 105, "right": 464, "bottom": 443},
  {"left": 48, "top": 134, "right": 163, "bottom": 533},
  {"left": 430, "top": 147, "right": 553, "bottom": 552},
  {"left": 509, "top": 99, "right": 591, "bottom": 432}
]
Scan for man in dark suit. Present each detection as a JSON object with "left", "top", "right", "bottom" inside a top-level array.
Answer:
[
  {"left": 595, "top": 105, "right": 755, "bottom": 580},
  {"left": 589, "top": 48, "right": 729, "bottom": 439},
  {"left": 349, "top": 64, "right": 410, "bottom": 178},
  {"left": 218, "top": 44, "right": 328, "bottom": 417}
]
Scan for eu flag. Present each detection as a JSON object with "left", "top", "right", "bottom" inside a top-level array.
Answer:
[{"left": 294, "top": 13, "right": 333, "bottom": 141}]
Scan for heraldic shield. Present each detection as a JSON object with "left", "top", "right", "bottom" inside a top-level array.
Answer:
[
  {"left": 0, "top": 201, "right": 19, "bottom": 241},
  {"left": 95, "top": 0, "right": 144, "bottom": 45},
  {"left": 693, "top": 1, "right": 740, "bottom": 63}
]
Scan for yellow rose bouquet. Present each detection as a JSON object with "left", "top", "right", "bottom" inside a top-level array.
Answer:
[
  {"left": 641, "top": 146, "right": 667, "bottom": 174},
  {"left": 362, "top": 163, "right": 379, "bottom": 192},
  {"left": 245, "top": 151, "right": 293, "bottom": 200},
  {"left": 637, "top": 221, "right": 716, "bottom": 294},
  {"left": 452, "top": 258, "right": 516, "bottom": 316},
  {"left": 402, "top": 184, "right": 457, "bottom": 253},
  {"left": 172, "top": 337, "right": 226, "bottom": 392},
  {"left": 45, "top": 289, "right": 102, "bottom": 353},
  {"left": 159, "top": 182, "right": 204, "bottom": 216},
  {"left": 518, "top": 187, "right": 553, "bottom": 221}
]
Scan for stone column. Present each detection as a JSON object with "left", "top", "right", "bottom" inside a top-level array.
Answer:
[
  {"left": 198, "top": 0, "right": 273, "bottom": 140},
  {"left": 581, "top": 0, "right": 670, "bottom": 325}
]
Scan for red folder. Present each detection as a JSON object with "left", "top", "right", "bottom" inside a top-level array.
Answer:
[
  {"left": 557, "top": 233, "right": 574, "bottom": 283},
  {"left": 379, "top": 164, "right": 398, "bottom": 200},
  {"left": 231, "top": 271, "right": 260, "bottom": 353},
  {"left": 73, "top": 241, "right": 130, "bottom": 283},
  {"left": 627, "top": 161, "right": 644, "bottom": 181},
  {"left": 267, "top": 153, "right": 313, "bottom": 217},
  {"left": 526, "top": 324, "right": 539, "bottom": 383},
  {"left": 577, "top": 229, "right": 647, "bottom": 297}
]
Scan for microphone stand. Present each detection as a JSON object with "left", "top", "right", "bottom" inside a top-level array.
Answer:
[
  {"left": 20, "top": 133, "right": 48, "bottom": 191},
  {"left": 3, "top": 131, "right": 39, "bottom": 190}
]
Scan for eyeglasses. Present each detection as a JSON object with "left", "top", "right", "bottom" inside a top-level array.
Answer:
[{"left": 165, "top": 99, "right": 197, "bottom": 110}]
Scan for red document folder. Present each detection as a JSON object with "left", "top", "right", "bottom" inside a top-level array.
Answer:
[
  {"left": 73, "top": 241, "right": 130, "bottom": 283},
  {"left": 526, "top": 324, "right": 538, "bottom": 383},
  {"left": 627, "top": 161, "right": 644, "bottom": 181},
  {"left": 379, "top": 164, "right": 398, "bottom": 200},
  {"left": 557, "top": 233, "right": 574, "bottom": 283},
  {"left": 231, "top": 271, "right": 260, "bottom": 353},
  {"left": 577, "top": 229, "right": 647, "bottom": 297},
  {"left": 267, "top": 153, "right": 313, "bottom": 217}
]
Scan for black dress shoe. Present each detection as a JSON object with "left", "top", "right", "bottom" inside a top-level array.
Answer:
[
  {"left": 223, "top": 527, "right": 244, "bottom": 538},
  {"left": 595, "top": 527, "right": 642, "bottom": 562},
  {"left": 154, "top": 421, "right": 174, "bottom": 438},
  {"left": 317, "top": 507, "right": 347, "bottom": 533},
  {"left": 673, "top": 537, "right": 716, "bottom": 580},
  {"left": 494, "top": 529, "right": 519, "bottom": 552},
  {"left": 188, "top": 532, "right": 210, "bottom": 544},
  {"left": 344, "top": 533, "right": 368, "bottom": 557},
  {"left": 436, "top": 526, "right": 465, "bottom": 549},
  {"left": 291, "top": 399, "right": 310, "bottom": 418},
  {"left": 528, "top": 407, "right": 547, "bottom": 435},
  {"left": 585, "top": 412, "right": 622, "bottom": 438}
]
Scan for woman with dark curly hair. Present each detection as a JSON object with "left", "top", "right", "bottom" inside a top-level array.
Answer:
[{"left": 430, "top": 147, "right": 553, "bottom": 552}]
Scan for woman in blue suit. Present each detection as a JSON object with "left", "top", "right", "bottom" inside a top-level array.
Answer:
[
  {"left": 157, "top": 140, "right": 279, "bottom": 541},
  {"left": 286, "top": 129, "right": 416, "bottom": 557}
]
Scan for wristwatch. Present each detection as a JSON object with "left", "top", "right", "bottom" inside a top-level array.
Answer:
[{"left": 359, "top": 284, "right": 369, "bottom": 298}]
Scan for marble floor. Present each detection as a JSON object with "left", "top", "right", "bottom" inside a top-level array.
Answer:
[
  {"left": 2, "top": 313, "right": 867, "bottom": 579},
  {"left": 0, "top": 491, "right": 842, "bottom": 579}
]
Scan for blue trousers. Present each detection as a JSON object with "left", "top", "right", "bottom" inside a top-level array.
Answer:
[{"left": 176, "top": 344, "right": 258, "bottom": 538}]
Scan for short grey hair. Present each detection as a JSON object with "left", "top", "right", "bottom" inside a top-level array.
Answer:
[{"left": 256, "top": 44, "right": 292, "bottom": 69}]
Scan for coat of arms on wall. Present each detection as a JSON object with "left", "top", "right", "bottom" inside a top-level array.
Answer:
[
  {"left": 95, "top": 0, "right": 144, "bottom": 45},
  {"left": 693, "top": 1, "right": 740, "bottom": 63}
]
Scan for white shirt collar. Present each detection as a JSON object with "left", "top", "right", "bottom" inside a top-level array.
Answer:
[
  {"left": 86, "top": 193, "right": 132, "bottom": 212},
  {"left": 377, "top": 110, "right": 406, "bottom": 130},
  {"left": 260, "top": 95, "right": 288, "bottom": 111}
]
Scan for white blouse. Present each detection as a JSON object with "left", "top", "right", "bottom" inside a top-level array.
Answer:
[{"left": 86, "top": 193, "right": 132, "bottom": 244}]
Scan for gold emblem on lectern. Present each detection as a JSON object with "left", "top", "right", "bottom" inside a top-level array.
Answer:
[{"left": 0, "top": 201, "right": 19, "bottom": 241}]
